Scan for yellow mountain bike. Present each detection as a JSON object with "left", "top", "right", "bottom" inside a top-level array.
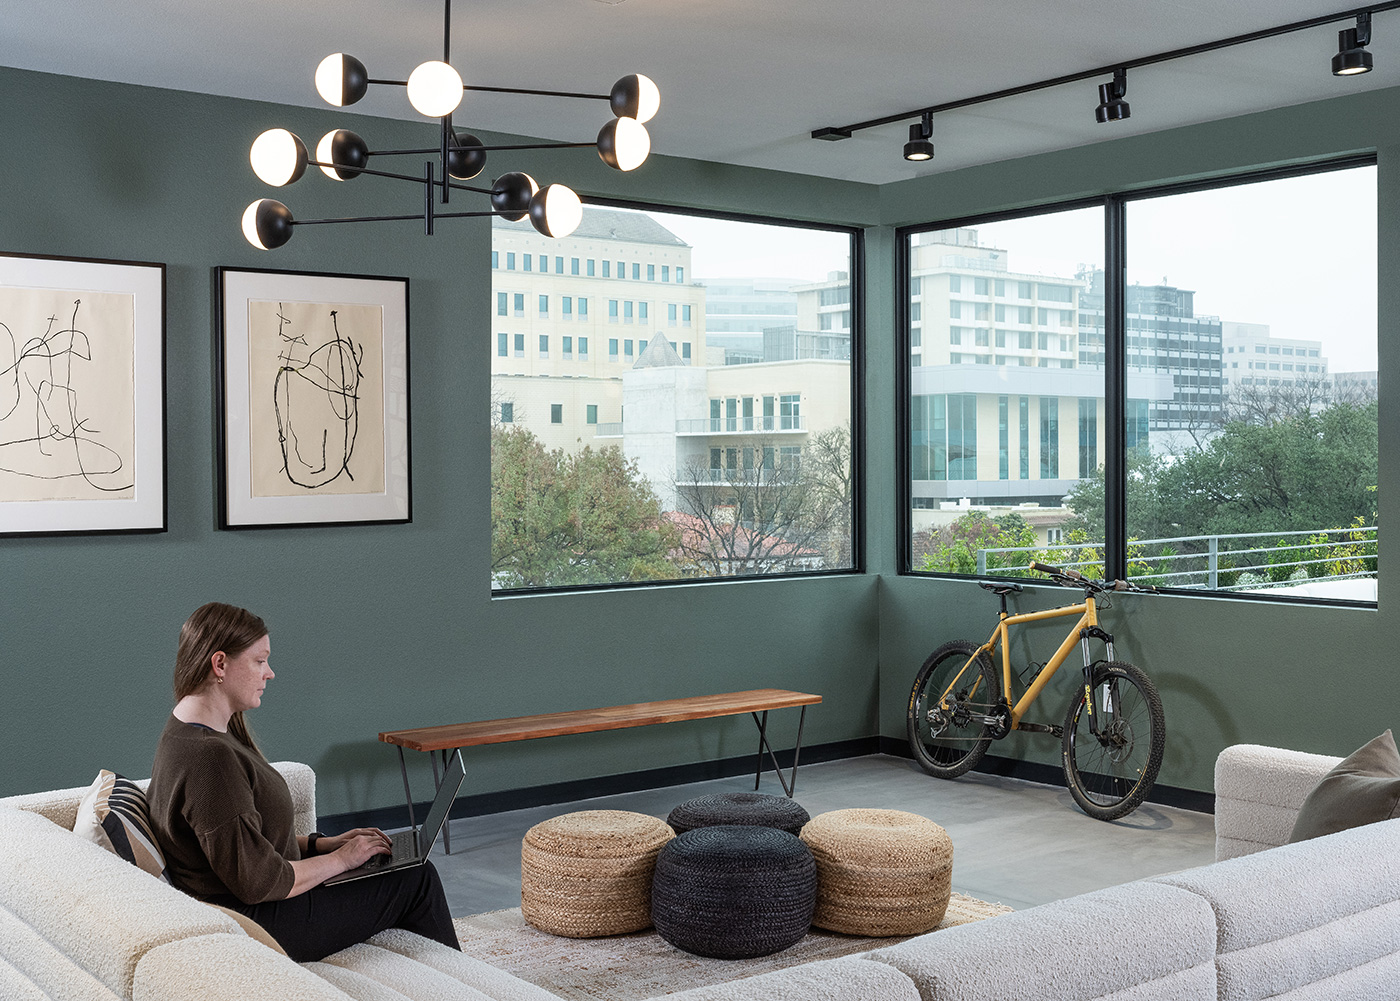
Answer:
[{"left": 907, "top": 561, "right": 1164, "bottom": 821}]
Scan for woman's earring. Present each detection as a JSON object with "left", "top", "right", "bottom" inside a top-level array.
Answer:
[{"left": 216, "top": 676, "right": 224, "bottom": 684}]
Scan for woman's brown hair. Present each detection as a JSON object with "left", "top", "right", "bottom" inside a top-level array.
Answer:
[{"left": 175, "top": 602, "right": 269, "bottom": 757}]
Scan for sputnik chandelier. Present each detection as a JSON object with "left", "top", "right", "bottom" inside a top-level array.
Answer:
[{"left": 241, "top": 0, "right": 660, "bottom": 250}]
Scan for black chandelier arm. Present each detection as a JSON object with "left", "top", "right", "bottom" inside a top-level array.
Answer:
[
  {"left": 290, "top": 209, "right": 531, "bottom": 227},
  {"left": 369, "top": 141, "right": 597, "bottom": 156},
  {"left": 306, "top": 160, "right": 432, "bottom": 185},
  {"left": 815, "top": 0, "right": 1400, "bottom": 138},
  {"left": 462, "top": 84, "right": 610, "bottom": 101},
  {"left": 360, "top": 80, "right": 609, "bottom": 101}
]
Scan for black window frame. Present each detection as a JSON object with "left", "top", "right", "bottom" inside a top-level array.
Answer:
[
  {"left": 492, "top": 195, "right": 866, "bottom": 597},
  {"left": 896, "top": 154, "right": 1377, "bottom": 608}
]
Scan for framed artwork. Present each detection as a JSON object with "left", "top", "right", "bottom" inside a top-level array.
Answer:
[
  {"left": 217, "top": 267, "right": 410, "bottom": 529},
  {"left": 0, "top": 252, "right": 166, "bottom": 535}
]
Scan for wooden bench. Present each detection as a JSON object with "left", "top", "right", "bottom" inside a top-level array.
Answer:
[{"left": 380, "top": 689, "right": 821, "bottom": 852}]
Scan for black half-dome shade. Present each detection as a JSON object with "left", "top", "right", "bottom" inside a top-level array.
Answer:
[
  {"left": 316, "top": 53, "right": 369, "bottom": 107},
  {"left": 597, "top": 117, "right": 650, "bottom": 171},
  {"left": 317, "top": 130, "right": 370, "bottom": 180},
  {"left": 609, "top": 74, "right": 660, "bottom": 123},
  {"left": 448, "top": 131, "right": 487, "bottom": 179},
  {"left": 242, "top": 199, "right": 294, "bottom": 250},
  {"left": 528, "top": 184, "right": 583, "bottom": 238},
  {"left": 491, "top": 172, "right": 538, "bottom": 221}
]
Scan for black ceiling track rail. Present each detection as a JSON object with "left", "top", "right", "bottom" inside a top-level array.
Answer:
[{"left": 813, "top": 1, "right": 1400, "bottom": 141}]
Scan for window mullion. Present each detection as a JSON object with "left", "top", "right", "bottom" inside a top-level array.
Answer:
[{"left": 1104, "top": 196, "right": 1127, "bottom": 580}]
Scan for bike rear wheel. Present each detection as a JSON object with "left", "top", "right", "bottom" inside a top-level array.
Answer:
[
  {"left": 907, "top": 641, "right": 1001, "bottom": 779},
  {"left": 1061, "top": 661, "right": 1165, "bottom": 821}
]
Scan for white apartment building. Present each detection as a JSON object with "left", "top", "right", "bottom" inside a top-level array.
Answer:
[
  {"left": 491, "top": 210, "right": 708, "bottom": 451},
  {"left": 1221, "top": 321, "right": 1329, "bottom": 392},
  {"left": 596, "top": 333, "right": 851, "bottom": 513}
]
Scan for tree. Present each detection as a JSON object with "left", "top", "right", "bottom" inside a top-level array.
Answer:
[
  {"left": 491, "top": 426, "right": 680, "bottom": 588},
  {"left": 918, "top": 512, "right": 1040, "bottom": 575},
  {"left": 672, "top": 427, "right": 853, "bottom": 577}
]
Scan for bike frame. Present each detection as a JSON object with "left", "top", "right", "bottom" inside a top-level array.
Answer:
[{"left": 941, "top": 591, "right": 1117, "bottom": 735}]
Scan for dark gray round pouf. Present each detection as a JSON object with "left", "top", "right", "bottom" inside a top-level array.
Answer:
[
  {"left": 651, "top": 825, "right": 816, "bottom": 959},
  {"left": 666, "top": 792, "right": 811, "bottom": 835}
]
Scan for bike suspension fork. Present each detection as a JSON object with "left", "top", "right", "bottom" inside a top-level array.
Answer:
[{"left": 1079, "top": 626, "right": 1115, "bottom": 736}]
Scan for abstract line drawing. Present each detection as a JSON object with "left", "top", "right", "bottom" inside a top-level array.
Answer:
[
  {"left": 218, "top": 267, "right": 408, "bottom": 529},
  {"left": 271, "top": 303, "right": 362, "bottom": 489},
  {"left": 0, "top": 291, "right": 136, "bottom": 501}
]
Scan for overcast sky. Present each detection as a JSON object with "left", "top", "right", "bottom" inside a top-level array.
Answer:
[
  {"left": 947, "top": 165, "right": 1378, "bottom": 373},
  {"left": 615, "top": 164, "right": 1377, "bottom": 373}
]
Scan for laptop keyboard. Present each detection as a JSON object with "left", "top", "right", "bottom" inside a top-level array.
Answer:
[{"left": 360, "top": 829, "right": 416, "bottom": 869}]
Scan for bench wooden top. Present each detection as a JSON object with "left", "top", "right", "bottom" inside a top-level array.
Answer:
[{"left": 379, "top": 688, "right": 821, "bottom": 753}]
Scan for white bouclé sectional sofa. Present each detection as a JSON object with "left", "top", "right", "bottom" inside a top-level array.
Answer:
[{"left": 3, "top": 746, "right": 1398, "bottom": 1001}]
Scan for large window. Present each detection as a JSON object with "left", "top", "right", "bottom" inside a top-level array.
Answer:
[
  {"left": 905, "top": 208, "right": 1104, "bottom": 577},
  {"left": 492, "top": 205, "right": 858, "bottom": 591},
  {"left": 904, "top": 162, "right": 1378, "bottom": 603}
]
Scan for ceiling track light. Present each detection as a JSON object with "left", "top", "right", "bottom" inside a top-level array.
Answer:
[
  {"left": 817, "top": 2, "right": 1391, "bottom": 158},
  {"left": 904, "top": 112, "right": 935, "bottom": 161},
  {"left": 1334, "top": 11, "right": 1375, "bottom": 75},
  {"left": 242, "top": 0, "right": 661, "bottom": 250},
  {"left": 1095, "top": 68, "right": 1131, "bottom": 124}
]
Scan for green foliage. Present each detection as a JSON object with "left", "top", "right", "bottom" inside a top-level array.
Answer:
[
  {"left": 491, "top": 426, "right": 680, "bottom": 588},
  {"left": 918, "top": 512, "right": 1039, "bottom": 575}
]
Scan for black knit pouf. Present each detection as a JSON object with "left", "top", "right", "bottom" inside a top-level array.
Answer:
[
  {"left": 651, "top": 825, "right": 816, "bottom": 959},
  {"left": 666, "top": 792, "right": 811, "bottom": 835}
]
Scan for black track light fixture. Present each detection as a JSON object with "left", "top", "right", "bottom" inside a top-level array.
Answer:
[
  {"left": 903, "top": 112, "right": 935, "bottom": 162},
  {"left": 1333, "top": 11, "right": 1374, "bottom": 75},
  {"left": 1095, "top": 68, "right": 1131, "bottom": 124}
]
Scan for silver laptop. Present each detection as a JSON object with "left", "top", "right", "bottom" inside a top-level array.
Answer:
[{"left": 323, "top": 750, "right": 466, "bottom": 885}]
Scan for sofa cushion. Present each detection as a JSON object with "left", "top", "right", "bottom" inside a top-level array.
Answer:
[
  {"left": 0, "top": 903, "right": 123, "bottom": 1001},
  {"left": 74, "top": 770, "right": 170, "bottom": 882},
  {"left": 134, "top": 933, "right": 352, "bottom": 1001},
  {"left": 1288, "top": 730, "right": 1400, "bottom": 843},
  {"left": 1154, "top": 817, "right": 1400, "bottom": 1001},
  {"left": 359, "top": 928, "right": 560, "bottom": 1001},
  {"left": 0, "top": 804, "right": 240, "bottom": 998},
  {"left": 1214, "top": 744, "right": 1340, "bottom": 860},
  {"left": 207, "top": 903, "right": 287, "bottom": 956},
  {"left": 661, "top": 956, "right": 920, "bottom": 1000},
  {"left": 864, "top": 880, "right": 1217, "bottom": 1000},
  {"left": 314, "top": 943, "right": 507, "bottom": 1001}
]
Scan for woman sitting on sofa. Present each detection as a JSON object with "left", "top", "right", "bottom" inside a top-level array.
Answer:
[{"left": 147, "top": 601, "right": 461, "bottom": 962}]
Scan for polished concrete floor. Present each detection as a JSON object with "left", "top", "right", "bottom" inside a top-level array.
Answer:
[{"left": 426, "top": 754, "right": 1217, "bottom": 917}]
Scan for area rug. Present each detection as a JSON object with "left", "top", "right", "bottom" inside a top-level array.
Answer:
[{"left": 453, "top": 892, "right": 1012, "bottom": 1000}]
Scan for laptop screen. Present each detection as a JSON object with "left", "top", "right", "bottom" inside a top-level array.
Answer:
[{"left": 416, "top": 750, "right": 466, "bottom": 854}]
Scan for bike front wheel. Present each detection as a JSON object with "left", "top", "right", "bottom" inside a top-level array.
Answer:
[
  {"left": 1061, "top": 661, "right": 1165, "bottom": 821},
  {"left": 907, "top": 641, "right": 1001, "bottom": 779}
]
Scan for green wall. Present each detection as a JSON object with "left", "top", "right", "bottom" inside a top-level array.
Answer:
[
  {"left": 3, "top": 62, "right": 1395, "bottom": 813},
  {"left": 873, "top": 89, "right": 1400, "bottom": 793},
  {"left": 0, "top": 66, "right": 882, "bottom": 814}
]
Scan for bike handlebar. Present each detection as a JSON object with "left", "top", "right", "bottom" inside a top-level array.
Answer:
[{"left": 1028, "top": 561, "right": 1156, "bottom": 594}]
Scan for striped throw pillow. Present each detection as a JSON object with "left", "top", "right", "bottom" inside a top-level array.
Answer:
[{"left": 75, "top": 770, "right": 171, "bottom": 883}]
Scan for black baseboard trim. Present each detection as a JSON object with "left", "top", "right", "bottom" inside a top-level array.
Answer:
[
  {"left": 320, "top": 737, "right": 881, "bottom": 832},
  {"left": 877, "top": 736, "right": 1215, "bottom": 814}
]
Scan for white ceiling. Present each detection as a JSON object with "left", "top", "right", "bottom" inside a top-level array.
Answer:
[{"left": 2, "top": 0, "right": 1397, "bottom": 185}]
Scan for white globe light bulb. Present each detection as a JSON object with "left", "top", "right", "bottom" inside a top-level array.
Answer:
[
  {"left": 533, "top": 184, "right": 583, "bottom": 238},
  {"left": 634, "top": 74, "right": 660, "bottom": 124},
  {"left": 241, "top": 201, "right": 266, "bottom": 249},
  {"left": 249, "top": 129, "right": 305, "bottom": 186},
  {"left": 407, "top": 61, "right": 464, "bottom": 118},
  {"left": 316, "top": 54, "right": 345, "bottom": 106},
  {"left": 613, "top": 117, "right": 651, "bottom": 171},
  {"left": 317, "top": 131, "right": 341, "bottom": 181}
]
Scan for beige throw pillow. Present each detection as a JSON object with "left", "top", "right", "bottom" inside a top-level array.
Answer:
[
  {"left": 1288, "top": 730, "right": 1400, "bottom": 843},
  {"left": 74, "top": 769, "right": 171, "bottom": 883}
]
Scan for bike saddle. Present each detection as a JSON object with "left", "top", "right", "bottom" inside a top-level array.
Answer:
[{"left": 978, "top": 581, "right": 1023, "bottom": 595}]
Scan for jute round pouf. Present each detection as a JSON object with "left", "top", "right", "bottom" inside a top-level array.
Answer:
[
  {"left": 521, "top": 809, "right": 674, "bottom": 938},
  {"left": 666, "top": 792, "right": 811, "bottom": 835},
  {"left": 651, "top": 825, "right": 816, "bottom": 959},
  {"left": 799, "top": 808, "right": 953, "bottom": 936}
]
